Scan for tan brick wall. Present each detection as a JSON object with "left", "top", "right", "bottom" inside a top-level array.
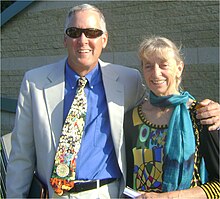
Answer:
[
  {"left": 183, "top": 64, "right": 219, "bottom": 101},
  {"left": 104, "top": 1, "right": 219, "bottom": 51},
  {"left": 2, "top": 1, "right": 219, "bottom": 57},
  {"left": 1, "top": 1, "right": 219, "bottom": 134}
]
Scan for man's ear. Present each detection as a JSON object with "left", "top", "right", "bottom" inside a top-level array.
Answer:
[
  {"left": 102, "top": 32, "right": 108, "bottom": 49},
  {"left": 64, "top": 35, "right": 67, "bottom": 48}
]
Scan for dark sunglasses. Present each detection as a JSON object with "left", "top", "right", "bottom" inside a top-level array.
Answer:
[{"left": 66, "top": 27, "right": 103, "bottom": 39}]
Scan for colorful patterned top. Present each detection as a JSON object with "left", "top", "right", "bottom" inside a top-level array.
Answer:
[{"left": 124, "top": 101, "right": 219, "bottom": 198}]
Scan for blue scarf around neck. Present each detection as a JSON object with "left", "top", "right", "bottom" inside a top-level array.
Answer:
[{"left": 150, "top": 91, "right": 206, "bottom": 191}]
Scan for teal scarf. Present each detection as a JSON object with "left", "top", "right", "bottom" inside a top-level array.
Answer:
[{"left": 150, "top": 91, "right": 206, "bottom": 191}]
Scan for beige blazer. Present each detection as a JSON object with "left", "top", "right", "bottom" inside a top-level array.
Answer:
[{"left": 6, "top": 58, "right": 146, "bottom": 198}]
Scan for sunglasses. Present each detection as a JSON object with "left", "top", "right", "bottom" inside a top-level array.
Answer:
[{"left": 66, "top": 27, "right": 103, "bottom": 38}]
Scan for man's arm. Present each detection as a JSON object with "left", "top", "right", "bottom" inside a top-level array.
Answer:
[
  {"left": 6, "top": 74, "right": 35, "bottom": 198},
  {"left": 196, "top": 99, "right": 220, "bottom": 131}
]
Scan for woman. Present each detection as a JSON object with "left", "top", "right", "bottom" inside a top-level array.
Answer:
[{"left": 124, "top": 37, "right": 219, "bottom": 198}]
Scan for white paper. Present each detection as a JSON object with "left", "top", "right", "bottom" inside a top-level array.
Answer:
[{"left": 123, "top": 187, "right": 141, "bottom": 198}]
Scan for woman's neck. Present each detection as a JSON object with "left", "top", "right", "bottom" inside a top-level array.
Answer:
[
  {"left": 141, "top": 99, "right": 172, "bottom": 126},
  {"left": 141, "top": 97, "right": 194, "bottom": 126}
]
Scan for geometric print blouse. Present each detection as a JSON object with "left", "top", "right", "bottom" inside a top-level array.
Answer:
[{"left": 124, "top": 101, "right": 220, "bottom": 198}]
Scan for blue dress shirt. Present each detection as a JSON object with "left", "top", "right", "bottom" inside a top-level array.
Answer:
[{"left": 64, "top": 61, "right": 122, "bottom": 180}]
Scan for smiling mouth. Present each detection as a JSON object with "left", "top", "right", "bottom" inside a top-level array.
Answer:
[
  {"left": 78, "top": 49, "right": 91, "bottom": 53},
  {"left": 151, "top": 80, "right": 166, "bottom": 85}
]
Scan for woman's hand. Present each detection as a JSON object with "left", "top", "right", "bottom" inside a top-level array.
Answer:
[
  {"left": 196, "top": 99, "right": 220, "bottom": 131},
  {"left": 136, "top": 191, "right": 181, "bottom": 199},
  {"left": 137, "top": 191, "right": 173, "bottom": 199},
  {"left": 136, "top": 187, "right": 207, "bottom": 199}
]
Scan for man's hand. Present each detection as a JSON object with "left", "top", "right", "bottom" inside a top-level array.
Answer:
[{"left": 196, "top": 99, "right": 220, "bottom": 131}]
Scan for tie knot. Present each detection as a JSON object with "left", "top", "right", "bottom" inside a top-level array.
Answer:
[{"left": 78, "top": 77, "right": 87, "bottom": 88}]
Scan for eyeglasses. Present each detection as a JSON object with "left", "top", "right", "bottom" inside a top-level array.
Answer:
[{"left": 66, "top": 27, "right": 103, "bottom": 39}]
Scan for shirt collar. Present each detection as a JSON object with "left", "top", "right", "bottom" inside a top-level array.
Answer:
[{"left": 65, "top": 60, "right": 102, "bottom": 89}]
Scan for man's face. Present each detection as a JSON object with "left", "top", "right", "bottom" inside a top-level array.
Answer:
[{"left": 64, "top": 10, "right": 108, "bottom": 74}]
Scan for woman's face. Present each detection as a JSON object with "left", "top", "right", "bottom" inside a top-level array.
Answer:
[{"left": 142, "top": 49, "right": 184, "bottom": 96}]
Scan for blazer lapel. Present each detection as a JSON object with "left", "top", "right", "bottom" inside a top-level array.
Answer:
[
  {"left": 100, "top": 61, "right": 124, "bottom": 159},
  {"left": 44, "top": 59, "right": 66, "bottom": 148}
]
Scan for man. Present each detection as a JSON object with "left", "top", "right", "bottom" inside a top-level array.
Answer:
[{"left": 6, "top": 4, "right": 220, "bottom": 198}]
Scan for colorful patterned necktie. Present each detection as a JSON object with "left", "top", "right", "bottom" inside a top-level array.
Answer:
[{"left": 50, "top": 77, "right": 87, "bottom": 196}]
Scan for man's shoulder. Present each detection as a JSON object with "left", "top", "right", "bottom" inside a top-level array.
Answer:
[
  {"left": 25, "top": 58, "right": 66, "bottom": 77},
  {"left": 22, "top": 58, "right": 66, "bottom": 84},
  {"left": 99, "top": 59, "right": 140, "bottom": 74}
]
